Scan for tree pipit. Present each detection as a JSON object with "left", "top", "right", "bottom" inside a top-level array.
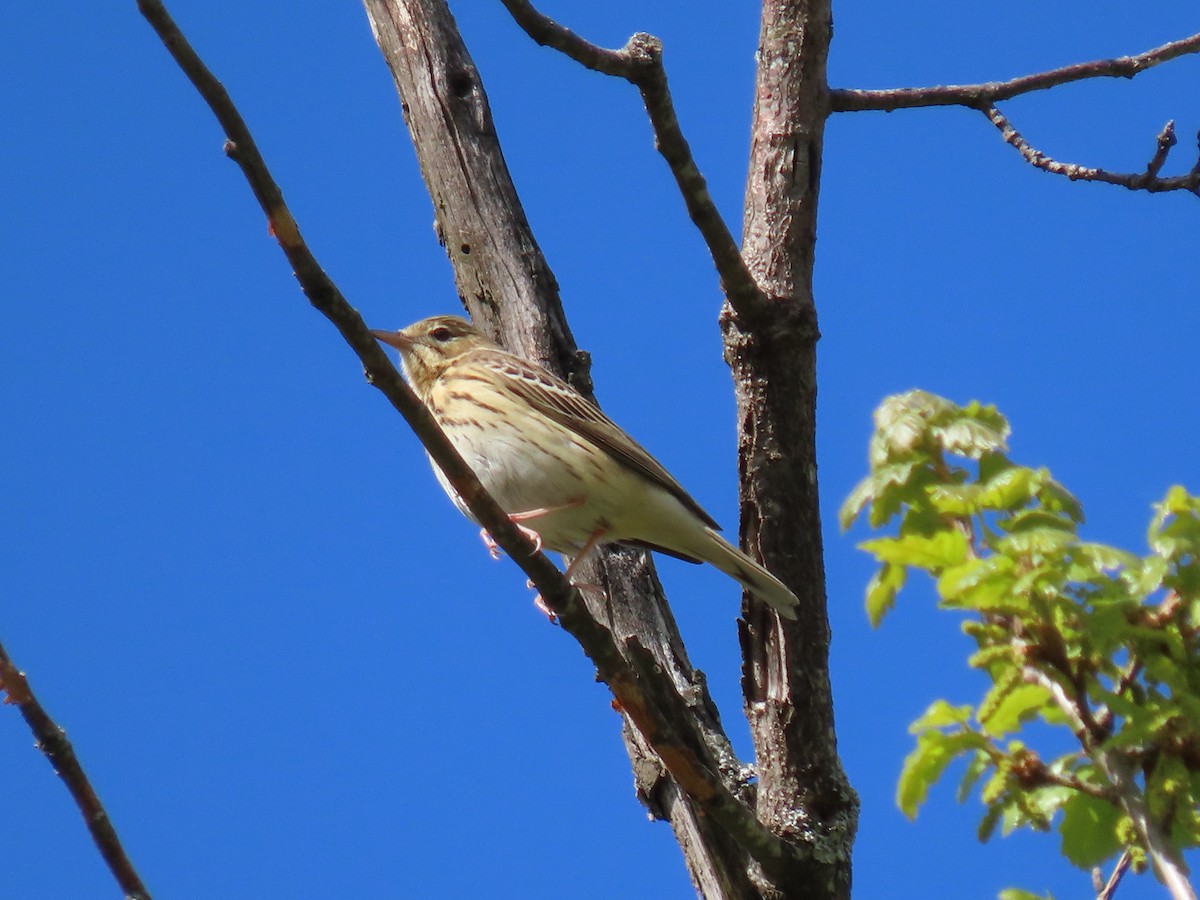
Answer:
[{"left": 373, "top": 315, "right": 799, "bottom": 619}]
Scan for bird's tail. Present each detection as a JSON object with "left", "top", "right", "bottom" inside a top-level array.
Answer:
[{"left": 695, "top": 527, "right": 799, "bottom": 619}]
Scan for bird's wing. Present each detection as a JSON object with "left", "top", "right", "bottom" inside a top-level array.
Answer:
[{"left": 474, "top": 348, "right": 721, "bottom": 531}]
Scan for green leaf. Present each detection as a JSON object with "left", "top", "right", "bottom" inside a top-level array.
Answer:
[
  {"left": 860, "top": 531, "right": 970, "bottom": 572},
  {"left": 865, "top": 562, "right": 907, "bottom": 627},
  {"left": 995, "top": 528, "right": 1074, "bottom": 567},
  {"left": 978, "top": 450, "right": 1014, "bottom": 483},
  {"left": 839, "top": 477, "right": 875, "bottom": 530},
  {"left": 978, "top": 801, "right": 1004, "bottom": 842},
  {"left": 1040, "top": 478, "right": 1085, "bottom": 524},
  {"left": 979, "top": 684, "right": 1052, "bottom": 738},
  {"left": 939, "top": 556, "right": 1018, "bottom": 612},
  {"left": 910, "top": 699, "right": 974, "bottom": 732},
  {"left": 1073, "top": 542, "right": 1139, "bottom": 573},
  {"left": 1129, "top": 555, "right": 1168, "bottom": 596},
  {"left": 1025, "top": 784, "right": 1075, "bottom": 824},
  {"left": 926, "top": 483, "right": 983, "bottom": 516},
  {"left": 1149, "top": 485, "right": 1200, "bottom": 554},
  {"left": 998, "top": 889, "right": 1055, "bottom": 900},
  {"left": 931, "top": 402, "right": 1011, "bottom": 459},
  {"left": 997, "top": 511, "right": 1078, "bottom": 537},
  {"left": 979, "top": 467, "right": 1041, "bottom": 511},
  {"left": 872, "top": 391, "right": 950, "bottom": 462},
  {"left": 958, "top": 749, "right": 993, "bottom": 803},
  {"left": 1059, "top": 793, "right": 1122, "bottom": 869},
  {"left": 897, "top": 729, "right": 982, "bottom": 818}
]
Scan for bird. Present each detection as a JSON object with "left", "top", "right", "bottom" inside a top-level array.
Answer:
[{"left": 371, "top": 315, "right": 799, "bottom": 619}]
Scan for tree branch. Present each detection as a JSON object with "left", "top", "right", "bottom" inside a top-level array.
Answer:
[
  {"left": 499, "top": 0, "right": 768, "bottom": 320},
  {"left": 830, "top": 32, "right": 1200, "bottom": 112},
  {"left": 1097, "top": 850, "right": 1132, "bottom": 900},
  {"left": 1022, "top": 666, "right": 1196, "bottom": 900},
  {"left": 983, "top": 107, "right": 1200, "bottom": 195},
  {"left": 363, "top": 1, "right": 783, "bottom": 893},
  {"left": 138, "top": 0, "right": 800, "bottom": 879},
  {"left": 733, "top": 2, "right": 857, "bottom": 898},
  {"left": 0, "top": 640, "right": 150, "bottom": 900}
]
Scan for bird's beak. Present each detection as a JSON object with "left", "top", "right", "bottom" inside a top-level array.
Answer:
[{"left": 370, "top": 329, "right": 412, "bottom": 352}]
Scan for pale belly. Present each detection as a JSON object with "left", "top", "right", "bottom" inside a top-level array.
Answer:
[{"left": 429, "top": 413, "right": 682, "bottom": 554}]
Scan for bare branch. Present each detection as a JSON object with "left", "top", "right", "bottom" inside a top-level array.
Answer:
[
  {"left": 499, "top": 0, "right": 768, "bottom": 320},
  {"left": 0, "top": 640, "right": 150, "bottom": 900},
  {"left": 137, "top": 0, "right": 800, "bottom": 876},
  {"left": 1097, "top": 850, "right": 1132, "bottom": 900},
  {"left": 831, "top": 32, "right": 1200, "bottom": 112},
  {"left": 983, "top": 106, "right": 1200, "bottom": 196}
]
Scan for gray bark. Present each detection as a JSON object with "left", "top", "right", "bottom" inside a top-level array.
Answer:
[{"left": 362, "top": 1, "right": 855, "bottom": 895}]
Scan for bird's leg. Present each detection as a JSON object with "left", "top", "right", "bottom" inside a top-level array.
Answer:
[
  {"left": 562, "top": 527, "right": 607, "bottom": 584},
  {"left": 479, "top": 524, "right": 542, "bottom": 560},
  {"left": 526, "top": 527, "right": 609, "bottom": 623},
  {"left": 479, "top": 498, "right": 583, "bottom": 560},
  {"left": 508, "top": 497, "right": 584, "bottom": 524}
]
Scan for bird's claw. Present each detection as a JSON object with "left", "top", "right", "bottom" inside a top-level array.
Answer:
[
  {"left": 480, "top": 529, "right": 502, "bottom": 560},
  {"left": 533, "top": 593, "right": 559, "bottom": 625},
  {"left": 480, "top": 523, "right": 544, "bottom": 561}
]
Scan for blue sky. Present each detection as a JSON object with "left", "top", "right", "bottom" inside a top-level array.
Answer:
[{"left": 3, "top": 2, "right": 1198, "bottom": 897}]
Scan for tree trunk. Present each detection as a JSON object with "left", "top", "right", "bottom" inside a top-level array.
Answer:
[
  {"left": 361, "top": 0, "right": 856, "bottom": 895},
  {"left": 730, "top": 2, "right": 856, "bottom": 897}
]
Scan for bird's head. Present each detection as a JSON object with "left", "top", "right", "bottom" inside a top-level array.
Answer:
[{"left": 371, "top": 315, "right": 493, "bottom": 395}]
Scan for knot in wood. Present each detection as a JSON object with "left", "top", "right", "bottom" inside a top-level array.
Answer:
[{"left": 623, "top": 32, "right": 662, "bottom": 68}]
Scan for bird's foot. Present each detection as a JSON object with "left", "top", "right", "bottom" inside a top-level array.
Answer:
[
  {"left": 480, "top": 529, "right": 502, "bottom": 560},
  {"left": 479, "top": 523, "right": 544, "bottom": 560},
  {"left": 524, "top": 577, "right": 606, "bottom": 625},
  {"left": 532, "top": 591, "right": 559, "bottom": 625}
]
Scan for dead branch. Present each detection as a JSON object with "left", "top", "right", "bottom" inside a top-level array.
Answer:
[
  {"left": 830, "top": 33, "right": 1200, "bottom": 112},
  {"left": 137, "top": 0, "right": 801, "bottom": 879},
  {"left": 499, "top": 0, "right": 767, "bottom": 320},
  {"left": 0, "top": 640, "right": 150, "bottom": 900},
  {"left": 983, "top": 108, "right": 1200, "bottom": 195}
]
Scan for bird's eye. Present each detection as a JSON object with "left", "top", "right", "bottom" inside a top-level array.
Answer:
[{"left": 430, "top": 327, "right": 453, "bottom": 342}]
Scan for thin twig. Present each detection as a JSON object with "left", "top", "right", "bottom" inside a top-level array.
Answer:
[
  {"left": 1144, "top": 121, "right": 1178, "bottom": 180},
  {"left": 1098, "top": 849, "right": 1133, "bottom": 900},
  {"left": 499, "top": 0, "right": 768, "bottom": 320},
  {"left": 983, "top": 105, "right": 1200, "bottom": 196},
  {"left": 0, "top": 641, "right": 150, "bottom": 899},
  {"left": 1040, "top": 767, "right": 1112, "bottom": 802},
  {"left": 136, "top": 0, "right": 799, "bottom": 875},
  {"left": 1095, "top": 656, "right": 1145, "bottom": 734},
  {"left": 830, "top": 32, "right": 1200, "bottom": 111}
]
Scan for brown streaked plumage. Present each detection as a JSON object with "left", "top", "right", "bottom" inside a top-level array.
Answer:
[{"left": 372, "top": 315, "right": 799, "bottom": 619}]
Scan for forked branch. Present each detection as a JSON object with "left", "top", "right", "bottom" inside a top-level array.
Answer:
[
  {"left": 137, "top": 0, "right": 799, "bottom": 877},
  {"left": 830, "top": 31, "right": 1200, "bottom": 197},
  {"left": 500, "top": 0, "right": 767, "bottom": 319},
  {"left": 983, "top": 108, "right": 1200, "bottom": 195},
  {"left": 1022, "top": 666, "right": 1196, "bottom": 900},
  {"left": 830, "top": 33, "right": 1200, "bottom": 111}
]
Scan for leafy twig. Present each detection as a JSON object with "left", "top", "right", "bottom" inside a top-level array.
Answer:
[{"left": 1022, "top": 667, "right": 1196, "bottom": 900}]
